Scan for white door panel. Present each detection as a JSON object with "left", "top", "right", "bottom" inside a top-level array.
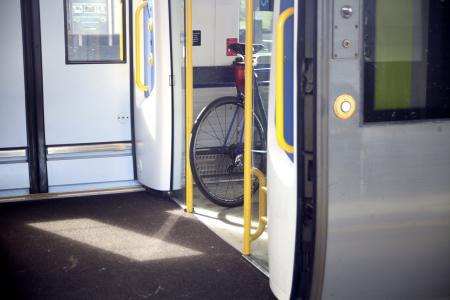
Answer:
[
  {"left": 267, "top": 1, "right": 297, "bottom": 299},
  {"left": 133, "top": 0, "right": 173, "bottom": 191},
  {"left": 169, "top": 0, "right": 186, "bottom": 191},
  {"left": 0, "top": 0, "right": 30, "bottom": 193},
  {"left": 40, "top": 0, "right": 132, "bottom": 145},
  {"left": 0, "top": 0, "right": 27, "bottom": 148}
]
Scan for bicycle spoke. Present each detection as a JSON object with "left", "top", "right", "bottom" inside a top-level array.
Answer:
[
  {"left": 198, "top": 128, "right": 221, "bottom": 141},
  {"left": 214, "top": 107, "right": 225, "bottom": 141},
  {"left": 224, "top": 174, "right": 232, "bottom": 199},
  {"left": 224, "top": 104, "right": 228, "bottom": 140},
  {"left": 225, "top": 105, "right": 239, "bottom": 146},
  {"left": 229, "top": 111, "right": 242, "bottom": 144},
  {"left": 205, "top": 117, "right": 222, "bottom": 142}
]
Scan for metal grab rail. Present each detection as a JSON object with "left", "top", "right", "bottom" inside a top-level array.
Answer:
[
  {"left": 243, "top": 0, "right": 254, "bottom": 256},
  {"left": 134, "top": 1, "right": 149, "bottom": 92},
  {"left": 185, "top": 0, "right": 194, "bottom": 213},
  {"left": 243, "top": 168, "right": 268, "bottom": 254},
  {"left": 250, "top": 168, "right": 267, "bottom": 241},
  {"left": 275, "top": 7, "right": 294, "bottom": 154}
]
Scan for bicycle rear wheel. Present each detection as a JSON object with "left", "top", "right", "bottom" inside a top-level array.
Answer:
[{"left": 190, "top": 96, "right": 265, "bottom": 207}]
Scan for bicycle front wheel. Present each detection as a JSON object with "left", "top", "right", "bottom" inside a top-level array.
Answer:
[{"left": 190, "top": 96, "right": 265, "bottom": 207}]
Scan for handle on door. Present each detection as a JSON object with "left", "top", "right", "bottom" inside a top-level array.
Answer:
[
  {"left": 275, "top": 7, "right": 294, "bottom": 154},
  {"left": 134, "top": 1, "right": 149, "bottom": 92}
]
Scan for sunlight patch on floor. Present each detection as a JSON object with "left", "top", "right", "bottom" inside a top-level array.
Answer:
[
  {"left": 171, "top": 191, "right": 269, "bottom": 269},
  {"left": 28, "top": 218, "right": 203, "bottom": 262}
]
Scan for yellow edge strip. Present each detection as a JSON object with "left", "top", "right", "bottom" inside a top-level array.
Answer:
[
  {"left": 250, "top": 168, "right": 267, "bottom": 241},
  {"left": 134, "top": 1, "right": 149, "bottom": 92},
  {"left": 276, "top": 7, "right": 294, "bottom": 154},
  {"left": 119, "top": 0, "right": 124, "bottom": 61},
  {"left": 185, "top": 0, "right": 194, "bottom": 213},
  {"left": 243, "top": 0, "right": 254, "bottom": 256}
]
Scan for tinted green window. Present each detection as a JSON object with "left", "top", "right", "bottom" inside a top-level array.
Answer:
[{"left": 364, "top": 0, "right": 450, "bottom": 122}]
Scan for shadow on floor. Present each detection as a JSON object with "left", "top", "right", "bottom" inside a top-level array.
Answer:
[{"left": 0, "top": 192, "right": 275, "bottom": 300}]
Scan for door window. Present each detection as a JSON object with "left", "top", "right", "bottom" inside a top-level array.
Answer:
[
  {"left": 64, "top": 0, "right": 126, "bottom": 63},
  {"left": 363, "top": 0, "right": 450, "bottom": 122}
]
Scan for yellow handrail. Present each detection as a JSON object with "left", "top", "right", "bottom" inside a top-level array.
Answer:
[
  {"left": 243, "top": 0, "right": 254, "bottom": 256},
  {"left": 134, "top": 1, "right": 149, "bottom": 92},
  {"left": 185, "top": 0, "right": 194, "bottom": 213},
  {"left": 250, "top": 168, "right": 267, "bottom": 241},
  {"left": 275, "top": 7, "right": 294, "bottom": 154}
]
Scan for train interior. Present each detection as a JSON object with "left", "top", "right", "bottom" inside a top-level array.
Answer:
[
  {"left": 1, "top": 0, "right": 283, "bottom": 298},
  {"left": 1, "top": 0, "right": 450, "bottom": 299},
  {"left": 168, "top": 0, "right": 274, "bottom": 270}
]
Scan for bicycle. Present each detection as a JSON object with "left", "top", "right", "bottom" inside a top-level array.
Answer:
[{"left": 189, "top": 43, "right": 268, "bottom": 207}]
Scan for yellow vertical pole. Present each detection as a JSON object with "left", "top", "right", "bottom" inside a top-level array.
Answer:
[
  {"left": 185, "top": 0, "right": 194, "bottom": 213},
  {"left": 243, "top": 0, "right": 254, "bottom": 256}
]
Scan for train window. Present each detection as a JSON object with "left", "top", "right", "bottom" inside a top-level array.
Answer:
[
  {"left": 363, "top": 0, "right": 450, "bottom": 122},
  {"left": 64, "top": 0, "right": 125, "bottom": 64},
  {"left": 239, "top": 0, "right": 274, "bottom": 53}
]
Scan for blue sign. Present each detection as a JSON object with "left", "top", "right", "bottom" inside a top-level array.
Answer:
[{"left": 260, "top": 0, "right": 272, "bottom": 11}]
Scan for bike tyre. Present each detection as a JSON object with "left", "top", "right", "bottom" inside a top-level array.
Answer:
[{"left": 189, "top": 96, "right": 265, "bottom": 207}]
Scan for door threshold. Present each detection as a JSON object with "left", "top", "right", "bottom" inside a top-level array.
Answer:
[
  {"left": 242, "top": 254, "right": 269, "bottom": 278},
  {"left": 0, "top": 186, "right": 145, "bottom": 204},
  {"left": 170, "top": 194, "right": 270, "bottom": 278}
]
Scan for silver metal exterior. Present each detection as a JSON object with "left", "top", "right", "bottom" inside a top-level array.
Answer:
[
  {"left": 332, "top": 0, "right": 360, "bottom": 59},
  {"left": 310, "top": 1, "right": 331, "bottom": 298},
  {"left": 315, "top": 0, "right": 450, "bottom": 299}
]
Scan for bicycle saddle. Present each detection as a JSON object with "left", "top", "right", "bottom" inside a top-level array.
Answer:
[{"left": 228, "top": 43, "right": 265, "bottom": 56}]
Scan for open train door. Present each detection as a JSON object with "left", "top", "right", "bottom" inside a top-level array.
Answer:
[
  {"left": 268, "top": 0, "right": 450, "bottom": 299},
  {"left": 266, "top": 0, "right": 298, "bottom": 298},
  {"left": 132, "top": 0, "right": 183, "bottom": 192}
]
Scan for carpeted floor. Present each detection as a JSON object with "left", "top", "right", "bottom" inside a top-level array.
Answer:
[{"left": 0, "top": 192, "right": 275, "bottom": 300}]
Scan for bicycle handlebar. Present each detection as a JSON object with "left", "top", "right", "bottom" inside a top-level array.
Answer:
[{"left": 229, "top": 43, "right": 265, "bottom": 56}]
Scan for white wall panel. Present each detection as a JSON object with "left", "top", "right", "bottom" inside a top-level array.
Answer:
[
  {"left": 47, "top": 156, "right": 134, "bottom": 186},
  {"left": 192, "top": 0, "right": 216, "bottom": 66},
  {"left": 0, "top": 163, "right": 30, "bottom": 190},
  {"left": 0, "top": 0, "right": 28, "bottom": 148},
  {"left": 214, "top": 0, "right": 241, "bottom": 66},
  {"left": 193, "top": 87, "right": 236, "bottom": 116},
  {"left": 39, "top": 0, "right": 131, "bottom": 145},
  {"left": 192, "top": 0, "right": 240, "bottom": 67}
]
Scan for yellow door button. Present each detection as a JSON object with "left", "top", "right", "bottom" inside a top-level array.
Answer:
[
  {"left": 148, "top": 53, "right": 154, "bottom": 66},
  {"left": 334, "top": 94, "right": 356, "bottom": 120},
  {"left": 148, "top": 19, "right": 153, "bottom": 32}
]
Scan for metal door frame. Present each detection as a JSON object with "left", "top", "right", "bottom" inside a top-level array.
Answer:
[{"left": 20, "top": 0, "right": 48, "bottom": 193}]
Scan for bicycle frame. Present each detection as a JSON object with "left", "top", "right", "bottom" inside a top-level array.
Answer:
[{"left": 222, "top": 71, "right": 268, "bottom": 149}]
